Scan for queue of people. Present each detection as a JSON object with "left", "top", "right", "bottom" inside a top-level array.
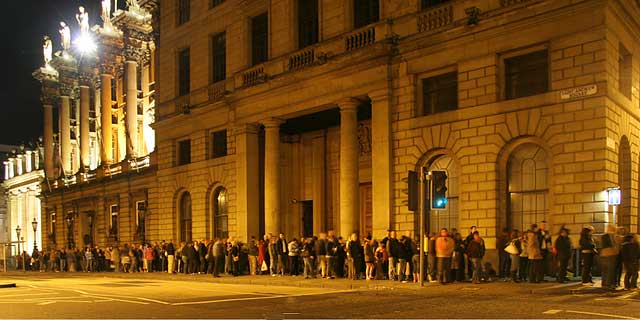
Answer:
[{"left": 12, "top": 224, "right": 640, "bottom": 290}]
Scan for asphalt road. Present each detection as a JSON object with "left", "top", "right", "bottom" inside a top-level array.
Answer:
[{"left": 0, "top": 273, "right": 639, "bottom": 319}]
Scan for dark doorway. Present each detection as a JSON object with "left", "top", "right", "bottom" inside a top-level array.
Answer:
[{"left": 301, "top": 200, "right": 313, "bottom": 237}]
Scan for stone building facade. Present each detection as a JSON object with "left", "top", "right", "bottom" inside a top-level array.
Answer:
[
  {"left": 153, "top": 0, "right": 640, "bottom": 251},
  {"left": 37, "top": 1, "right": 159, "bottom": 250},
  {"left": 2, "top": 145, "right": 44, "bottom": 254}
]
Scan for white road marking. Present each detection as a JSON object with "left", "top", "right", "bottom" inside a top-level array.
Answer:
[
  {"left": 81, "top": 294, "right": 149, "bottom": 305},
  {"left": 0, "top": 292, "right": 57, "bottom": 298},
  {"left": 616, "top": 291, "right": 639, "bottom": 300},
  {"left": 564, "top": 310, "right": 638, "bottom": 319},
  {"left": 172, "top": 290, "right": 354, "bottom": 306},
  {"left": 36, "top": 301, "right": 56, "bottom": 306},
  {"left": 542, "top": 309, "right": 562, "bottom": 314}
]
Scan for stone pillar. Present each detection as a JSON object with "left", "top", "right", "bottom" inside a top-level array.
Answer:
[
  {"left": 79, "top": 85, "right": 90, "bottom": 168},
  {"left": 263, "top": 118, "right": 284, "bottom": 236},
  {"left": 125, "top": 60, "right": 138, "bottom": 158},
  {"left": 59, "top": 95, "right": 72, "bottom": 175},
  {"left": 370, "top": 92, "right": 392, "bottom": 239},
  {"left": 141, "top": 64, "right": 150, "bottom": 155},
  {"left": 42, "top": 104, "right": 55, "bottom": 179},
  {"left": 339, "top": 98, "right": 360, "bottom": 237},
  {"left": 101, "top": 73, "right": 113, "bottom": 164},
  {"left": 312, "top": 134, "right": 326, "bottom": 235},
  {"left": 235, "top": 124, "right": 260, "bottom": 241}
]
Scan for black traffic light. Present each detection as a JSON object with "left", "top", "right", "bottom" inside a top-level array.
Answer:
[
  {"left": 405, "top": 170, "right": 419, "bottom": 211},
  {"left": 431, "top": 170, "right": 448, "bottom": 210}
]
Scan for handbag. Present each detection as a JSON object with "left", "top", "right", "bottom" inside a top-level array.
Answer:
[
  {"left": 261, "top": 261, "right": 268, "bottom": 271},
  {"left": 233, "top": 256, "right": 239, "bottom": 262},
  {"left": 505, "top": 241, "right": 519, "bottom": 255}
]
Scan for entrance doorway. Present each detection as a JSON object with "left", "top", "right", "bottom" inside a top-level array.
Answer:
[{"left": 301, "top": 201, "right": 313, "bottom": 237}]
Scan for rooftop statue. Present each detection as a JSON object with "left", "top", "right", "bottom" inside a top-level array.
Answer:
[
  {"left": 127, "top": 0, "right": 140, "bottom": 9},
  {"left": 76, "top": 6, "right": 90, "bottom": 35},
  {"left": 102, "top": 0, "right": 112, "bottom": 26},
  {"left": 59, "top": 21, "right": 71, "bottom": 51},
  {"left": 43, "top": 36, "right": 52, "bottom": 66}
]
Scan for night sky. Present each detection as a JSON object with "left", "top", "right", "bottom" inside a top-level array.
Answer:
[{"left": 0, "top": 0, "right": 124, "bottom": 146}]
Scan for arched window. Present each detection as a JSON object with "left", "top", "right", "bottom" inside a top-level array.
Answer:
[
  {"left": 428, "top": 155, "right": 459, "bottom": 234},
  {"left": 507, "top": 143, "right": 549, "bottom": 232},
  {"left": 214, "top": 187, "right": 229, "bottom": 239},
  {"left": 179, "top": 192, "right": 192, "bottom": 242}
]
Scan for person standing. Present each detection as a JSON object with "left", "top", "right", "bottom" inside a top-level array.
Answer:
[
  {"left": 579, "top": 227, "right": 596, "bottom": 285},
  {"left": 554, "top": 227, "right": 572, "bottom": 283},
  {"left": 268, "top": 236, "right": 278, "bottom": 276},
  {"left": 364, "top": 237, "right": 375, "bottom": 280},
  {"left": 435, "top": 228, "right": 454, "bottom": 284},
  {"left": 620, "top": 234, "right": 639, "bottom": 290},
  {"left": 538, "top": 221, "right": 552, "bottom": 277},
  {"left": 600, "top": 224, "right": 619, "bottom": 290},
  {"left": 325, "top": 230, "right": 338, "bottom": 279},
  {"left": 498, "top": 228, "right": 511, "bottom": 281},
  {"left": 213, "top": 239, "right": 225, "bottom": 277},
  {"left": 527, "top": 226, "right": 543, "bottom": 283},
  {"left": 301, "top": 238, "right": 315, "bottom": 279},
  {"left": 276, "top": 233, "right": 288, "bottom": 276},
  {"left": 467, "top": 231, "right": 485, "bottom": 284},
  {"left": 288, "top": 238, "right": 300, "bottom": 276},
  {"left": 387, "top": 231, "right": 399, "bottom": 281},
  {"left": 316, "top": 233, "right": 327, "bottom": 278},
  {"left": 248, "top": 237, "right": 259, "bottom": 276},
  {"left": 505, "top": 230, "right": 521, "bottom": 282},
  {"left": 166, "top": 241, "right": 176, "bottom": 274}
]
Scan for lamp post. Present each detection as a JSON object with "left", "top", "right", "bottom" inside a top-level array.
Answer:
[
  {"left": 32, "top": 218, "right": 38, "bottom": 251},
  {"left": 66, "top": 216, "right": 73, "bottom": 249},
  {"left": 15, "top": 225, "right": 21, "bottom": 270}
]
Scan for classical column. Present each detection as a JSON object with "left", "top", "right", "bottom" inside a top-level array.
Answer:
[
  {"left": 370, "top": 92, "right": 392, "bottom": 239},
  {"left": 59, "top": 95, "right": 72, "bottom": 175},
  {"left": 235, "top": 124, "right": 260, "bottom": 241},
  {"left": 100, "top": 73, "right": 113, "bottom": 164},
  {"left": 125, "top": 60, "right": 138, "bottom": 158},
  {"left": 263, "top": 118, "right": 284, "bottom": 236},
  {"left": 141, "top": 64, "right": 151, "bottom": 155},
  {"left": 312, "top": 134, "right": 326, "bottom": 235},
  {"left": 339, "top": 98, "right": 360, "bottom": 237},
  {"left": 79, "top": 85, "right": 90, "bottom": 168}
]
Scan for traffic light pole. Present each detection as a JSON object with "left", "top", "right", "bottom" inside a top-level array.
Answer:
[{"left": 418, "top": 168, "right": 431, "bottom": 287}]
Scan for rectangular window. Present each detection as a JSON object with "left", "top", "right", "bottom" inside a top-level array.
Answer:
[
  {"left": 619, "top": 43, "right": 632, "bottom": 99},
  {"left": 211, "top": 130, "right": 228, "bottom": 158},
  {"left": 210, "top": 0, "right": 225, "bottom": 8},
  {"left": 178, "top": 48, "right": 191, "bottom": 96},
  {"left": 422, "top": 72, "right": 458, "bottom": 115},
  {"left": 353, "top": 0, "right": 379, "bottom": 29},
  {"left": 136, "top": 201, "right": 146, "bottom": 227},
  {"left": 421, "top": 0, "right": 450, "bottom": 10},
  {"left": 50, "top": 212, "right": 56, "bottom": 235},
  {"left": 298, "top": 0, "right": 319, "bottom": 49},
  {"left": 504, "top": 49, "right": 548, "bottom": 100},
  {"left": 211, "top": 32, "right": 227, "bottom": 83},
  {"left": 177, "top": 0, "right": 190, "bottom": 26},
  {"left": 251, "top": 13, "right": 269, "bottom": 66},
  {"left": 110, "top": 205, "right": 118, "bottom": 234},
  {"left": 178, "top": 139, "right": 191, "bottom": 165}
]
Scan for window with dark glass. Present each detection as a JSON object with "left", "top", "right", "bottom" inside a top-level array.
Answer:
[
  {"left": 251, "top": 13, "right": 269, "bottom": 66},
  {"left": 178, "top": 48, "right": 190, "bottom": 96},
  {"left": 214, "top": 187, "right": 229, "bottom": 239},
  {"left": 180, "top": 192, "right": 192, "bottom": 242},
  {"left": 298, "top": 0, "right": 319, "bottom": 48},
  {"left": 504, "top": 49, "right": 548, "bottom": 100},
  {"left": 353, "top": 0, "right": 379, "bottom": 29},
  {"left": 210, "top": 0, "right": 225, "bottom": 9},
  {"left": 211, "top": 32, "right": 226, "bottom": 83},
  {"left": 110, "top": 205, "right": 118, "bottom": 234},
  {"left": 422, "top": 72, "right": 458, "bottom": 116},
  {"left": 211, "top": 130, "right": 227, "bottom": 158},
  {"left": 619, "top": 44, "right": 632, "bottom": 99},
  {"left": 178, "top": 139, "right": 191, "bottom": 165},
  {"left": 421, "top": 0, "right": 450, "bottom": 9},
  {"left": 177, "top": 0, "right": 190, "bottom": 25}
]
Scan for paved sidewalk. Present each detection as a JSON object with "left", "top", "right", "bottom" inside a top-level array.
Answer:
[{"left": 0, "top": 271, "right": 583, "bottom": 292}]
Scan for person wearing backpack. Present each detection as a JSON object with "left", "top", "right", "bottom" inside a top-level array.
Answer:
[{"left": 600, "top": 224, "right": 619, "bottom": 290}]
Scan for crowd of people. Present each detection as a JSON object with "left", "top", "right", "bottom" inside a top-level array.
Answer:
[{"left": 13, "top": 222, "right": 640, "bottom": 290}]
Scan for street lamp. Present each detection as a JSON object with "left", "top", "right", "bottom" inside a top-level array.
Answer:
[
  {"left": 66, "top": 216, "right": 73, "bottom": 249},
  {"left": 31, "top": 218, "right": 38, "bottom": 251},
  {"left": 15, "top": 225, "right": 21, "bottom": 255}
]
